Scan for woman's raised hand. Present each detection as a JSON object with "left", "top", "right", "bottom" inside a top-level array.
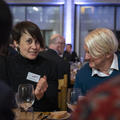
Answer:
[{"left": 35, "top": 76, "right": 48, "bottom": 100}]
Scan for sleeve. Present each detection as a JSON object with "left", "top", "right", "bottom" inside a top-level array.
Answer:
[
  {"left": 73, "top": 69, "right": 86, "bottom": 95},
  {"left": 74, "top": 70, "right": 81, "bottom": 88},
  {"left": 45, "top": 62, "right": 58, "bottom": 110}
]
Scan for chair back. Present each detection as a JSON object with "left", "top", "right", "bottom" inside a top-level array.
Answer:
[{"left": 58, "top": 74, "right": 68, "bottom": 110}]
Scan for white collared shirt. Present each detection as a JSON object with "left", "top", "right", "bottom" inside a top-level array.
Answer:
[{"left": 92, "top": 54, "right": 119, "bottom": 77}]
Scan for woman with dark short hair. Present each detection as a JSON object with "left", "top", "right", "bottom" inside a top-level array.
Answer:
[{"left": 4, "top": 21, "right": 58, "bottom": 112}]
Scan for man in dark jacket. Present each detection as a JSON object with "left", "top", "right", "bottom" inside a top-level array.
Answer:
[
  {"left": 63, "top": 44, "right": 79, "bottom": 62},
  {"left": 40, "top": 34, "right": 71, "bottom": 87}
]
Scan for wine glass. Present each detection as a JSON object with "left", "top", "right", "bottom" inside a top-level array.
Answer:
[
  {"left": 67, "top": 88, "right": 84, "bottom": 111},
  {"left": 15, "top": 84, "right": 35, "bottom": 120}
]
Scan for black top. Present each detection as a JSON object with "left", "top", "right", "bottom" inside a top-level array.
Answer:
[
  {"left": 63, "top": 51, "right": 79, "bottom": 62},
  {"left": 5, "top": 54, "right": 58, "bottom": 111},
  {"left": 40, "top": 49, "right": 71, "bottom": 87}
]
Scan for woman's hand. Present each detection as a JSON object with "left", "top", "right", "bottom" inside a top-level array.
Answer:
[{"left": 34, "top": 76, "right": 48, "bottom": 100}]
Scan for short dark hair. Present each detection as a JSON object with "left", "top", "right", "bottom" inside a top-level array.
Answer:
[
  {"left": 12, "top": 21, "right": 44, "bottom": 48},
  {"left": 66, "top": 44, "right": 72, "bottom": 48},
  {"left": 0, "top": 0, "right": 12, "bottom": 55}
]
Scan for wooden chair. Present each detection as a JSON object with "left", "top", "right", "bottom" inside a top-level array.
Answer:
[{"left": 58, "top": 74, "right": 68, "bottom": 111}]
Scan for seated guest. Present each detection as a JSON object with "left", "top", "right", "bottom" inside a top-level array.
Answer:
[
  {"left": 74, "top": 28, "right": 120, "bottom": 95},
  {"left": 63, "top": 44, "right": 78, "bottom": 62},
  {"left": 72, "top": 74, "right": 120, "bottom": 120},
  {"left": 4, "top": 21, "right": 58, "bottom": 112},
  {"left": 40, "top": 34, "right": 71, "bottom": 87}
]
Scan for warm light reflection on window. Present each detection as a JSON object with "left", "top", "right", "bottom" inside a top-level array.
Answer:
[{"left": 81, "top": 6, "right": 94, "bottom": 14}]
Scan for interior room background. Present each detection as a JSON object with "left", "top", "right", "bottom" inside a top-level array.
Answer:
[{"left": 5, "top": 0, "right": 120, "bottom": 61}]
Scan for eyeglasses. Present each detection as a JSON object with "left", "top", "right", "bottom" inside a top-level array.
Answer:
[{"left": 58, "top": 42, "right": 65, "bottom": 45}]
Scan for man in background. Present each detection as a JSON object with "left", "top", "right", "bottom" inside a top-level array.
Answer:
[
  {"left": 40, "top": 34, "right": 71, "bottom": 87},
  {"left": 63, "top": 44, "right": 78, "bottom": 63}
]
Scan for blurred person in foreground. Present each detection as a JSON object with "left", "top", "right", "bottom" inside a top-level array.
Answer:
[
  {"left": 74, "top": 28, "right": 120, "bottom": 95},
  {"left": 0, "top": 0, "right": 15, "bottom": 120},
  {"left": 72, "top": 74, "right": 120, "bottom": 120},
  {"left": 4, "top": 21, "right": 58, "bottom": 111},
  {"left": 0, "top": 0, "right": 13, "bottom": 83},
  {"left": 40, "top": 34, "right": 71, "bottom": 88}
]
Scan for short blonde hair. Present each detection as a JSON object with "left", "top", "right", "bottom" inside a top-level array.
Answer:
[{"left": 85, "top": 28, "right": 118, "bottom": 58}]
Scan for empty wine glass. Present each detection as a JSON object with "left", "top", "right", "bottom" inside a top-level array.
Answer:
[
  {"left": 15, "top": 84, "right": 35, "bottom": 120},
  {"left": 67, "top": 88, "right": 84, "bottom": 111}
]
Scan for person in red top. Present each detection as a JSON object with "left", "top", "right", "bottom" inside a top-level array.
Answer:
[{"left": 72, "top": 74, "right": 120, "bottom": 120}]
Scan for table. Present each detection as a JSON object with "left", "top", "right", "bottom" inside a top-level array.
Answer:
[{"left": 13, "top": 109, "right": 50, "bottom": 120}]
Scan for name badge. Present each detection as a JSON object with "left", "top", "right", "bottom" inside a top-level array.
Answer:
[{"left": 26, "top": 72, "right": 40, "bottom": 83}]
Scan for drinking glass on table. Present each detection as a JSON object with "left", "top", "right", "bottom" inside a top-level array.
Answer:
[
  {"left": 67, "top": 88, "right": 84, "bottom": 111},
  {"left": 15, "top": 84, "right": 35, "bottom": 120}
]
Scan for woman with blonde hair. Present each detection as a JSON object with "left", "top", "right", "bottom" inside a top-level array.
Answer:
[{"left": 74, "top": 28, "right": 120, "bottom": 95}]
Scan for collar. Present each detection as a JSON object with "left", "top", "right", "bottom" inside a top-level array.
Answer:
[
  {"left": 92, "top": 53, "right": 119, "bottom": 77},
  {"left": 17, "top": 53, "right": 39, "bottom": 65},
  {"left": 59, "top": 54, "right": 63, "bottom": 57},
  {"left": 51, "top": 49, "right": 59, "bottom": 55}
]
